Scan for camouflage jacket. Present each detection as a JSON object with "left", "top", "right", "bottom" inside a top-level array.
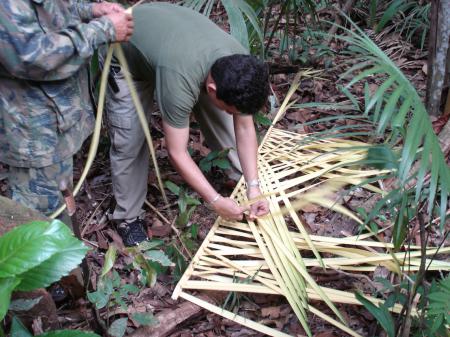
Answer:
[{"left": 0, "top": 0, "right": 116, "bottom": 167}]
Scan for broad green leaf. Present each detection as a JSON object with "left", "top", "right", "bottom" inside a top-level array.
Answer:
[
  {"left": 0, "top": 220, "right": 72, "bottom": 278},
  {"left": 10, "top": 316, "right": 32, "bottom": 337},
  {"left": 164, "top": 180, "right": 180, "bottom": 196},
  {"left": 108, "top": 318, "right": 128, "bottom": 337},
  {"left": 136, "top": 240, "right": 164, "bottom": 252},
  {"left": 254, "top": 112, "right": 271, "bottom": 126},
  {"left": 16, "top": 236, "right": 88, "bottom": 291},
  {"left": 111, "top": 270, "right": 121, "bottom": 288},
  {"left": 101, "top": 244, "right": 117, "bottom": 278},
  {"left": 134, "top": 254, "right": 157, "bottom": 287},
  {"left": 0, "top": 277, "right": 20, "bottom": 320},
  {"left": 206, "top": 150, "right": 219, "bottom": 161},
  {"left": 355, "top": 292, "right": 395, "bottom": 337},
  {"left": 131, "top": 312, "right": 159, "bottom": 326},
  {"left": 199, "top": 160, "right": 212, "bottom": 172},
  {"left": 9, "top": 296, "right": 42, "bottom": 312},
  {"left": 87, "top": 290, "right": 109, "bottom": 309},
  {"left": 185, "top": 195, "right": 201, "bottom": 206},
  {"left": 99, "top": 274, "right": 114, "bottom": 296},
  {"left": 213, "top": 158, "right": 231, "bottom": 170},
  {"left": 144, "top": 250, "right": 173, "bottom": 267},
  {"left": 121, "top": 284, "right": 140, "bottom": 294}
]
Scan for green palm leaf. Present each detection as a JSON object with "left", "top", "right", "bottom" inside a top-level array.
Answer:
[
  {"left": 180, "top": 0, "right": 264, "bottom": 53},
  {"left": 332, "top": 17, "right": 450, "bottom": 230}
]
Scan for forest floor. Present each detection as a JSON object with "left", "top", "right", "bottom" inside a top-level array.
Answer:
[{"left": 1, "top": 1, "right": 450, "bottom": 337}]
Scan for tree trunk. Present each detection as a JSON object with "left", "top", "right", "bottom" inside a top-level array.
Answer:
[{"left": 426, "top": 0, "right": 450, "bottom": 116}]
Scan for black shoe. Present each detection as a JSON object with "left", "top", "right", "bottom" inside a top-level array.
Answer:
[{"left": 116, "top": 218, "right": 148, "bottom": 247}]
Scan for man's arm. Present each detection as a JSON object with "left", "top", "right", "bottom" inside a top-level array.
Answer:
[
  {"left": 76, "top": 1, "right": 125, "bottom": 21},
  {"left": 0, "top": 1, "right": 132, "bottom": 81},
  {"left": 234, "top": 114, "right": 269, "bottom": 219},
  {"left": 163, "top": 121, "right": 249, "bottom": 220}
]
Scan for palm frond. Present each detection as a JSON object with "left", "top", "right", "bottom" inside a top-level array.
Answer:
[
  {"left": 180, "top": 0, "right": 264, "bottom": 54},
  {"left": 331, "top": 17, "right": 450, "bottom": 230}
]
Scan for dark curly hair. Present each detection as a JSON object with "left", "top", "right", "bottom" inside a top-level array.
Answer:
[{"left": 211, "top": 54, "right": 269, "bottom": 115}]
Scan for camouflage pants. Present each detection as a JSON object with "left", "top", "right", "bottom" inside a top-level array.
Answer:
[{"left": 8, "top": 158, "right": 73, "bottom": 216}]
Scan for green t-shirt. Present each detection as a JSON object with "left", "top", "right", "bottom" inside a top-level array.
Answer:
[{"left": 121, "top": 2, "right": 247, "bottom": 128}]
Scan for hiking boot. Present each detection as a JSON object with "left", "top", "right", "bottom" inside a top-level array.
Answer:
[{"left": 116, "top": 218, "right": 148, "bottom": 247}]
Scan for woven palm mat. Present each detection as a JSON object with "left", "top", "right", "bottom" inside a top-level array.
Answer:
[{"left": 171, "top": 127, "right": 450, "bottom": 337}]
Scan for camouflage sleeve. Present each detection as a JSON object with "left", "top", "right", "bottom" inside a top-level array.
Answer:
[
  {"left": 75, "top": 1, "right": 95, "bottom": 22},
  {"left": 0, "top": 1, "right": 116, "bottom": 81}
]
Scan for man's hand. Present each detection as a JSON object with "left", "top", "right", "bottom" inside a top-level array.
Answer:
[
  {"left": 92, "top": 2, "right": 124, "bottom": 17},
  {"left": 212, "top": 197, "right": 249, "bottom": 221},
  {"left": 247, "top": 186, "right": 269, "bottom": 221},
  {"left": 105, "top": 11, "right": 134, "bottom": 42}
]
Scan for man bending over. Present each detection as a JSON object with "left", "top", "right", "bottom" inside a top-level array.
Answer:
[{"left": 105, "top": 2, "right": 270, "bottom": 246}]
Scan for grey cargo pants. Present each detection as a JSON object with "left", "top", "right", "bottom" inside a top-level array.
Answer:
[{"left": 106, "top": 67, "right": 241, "bottom": 221}]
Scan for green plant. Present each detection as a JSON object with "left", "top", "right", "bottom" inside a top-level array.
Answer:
[
  {"left": 254, "top": 111, "right": 272, "bottom": 127},
  {"left": 262, "top": 0, "right": 320, "bottom": 58},
  {"left": 9, "top": 316, "right": 100, "bottom": 337},
  {"left": 129, "top": 240, "right": 173, "bottom": 287},
  {"left": 87, "top": 270, "right": 140, "bottom": 310},
  {"left": 222, "top": 269, "right": 260, "bottom": 313},
  {"left": 332, "top": 16, "right": 450, "bottom": 235},
  {"left": 424, "top": 276, "right": 450, "bottom": 336},
  {"left": 334, "top": 15, "right": 449, "bottom": 336},
  {"left": 87, "top": 244, "right": 161, "bottom": 337},
  {"left": 164, "top": 180, "right": 201, "bottom": 227},
  {"left": 179, "top": 223, "right": 200, "bottom": 254},
  {"left": 199, "top": 148, "right": 231, "bottom": 173},
  {"left": 293, "top": 16, "right": 449, "bottom": 336},
  {"left": 165, "top": 244, "right": 189, "bottom": 283},
  {"left": 356, "top": 274, "right": 450, "bottom": 337},
  {"left": 0, "top": 220, "right": 92, "bottom": 336},
  {"left": 180, "top": 0, "right": 264, "bottom": 55},
  {"left": 363, "top": 0, "right": 430, "bottom": 49}
]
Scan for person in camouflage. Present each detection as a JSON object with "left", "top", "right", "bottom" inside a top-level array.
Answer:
[{"left": 0, "top": 0, "right": 133, "bottom": 216}]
